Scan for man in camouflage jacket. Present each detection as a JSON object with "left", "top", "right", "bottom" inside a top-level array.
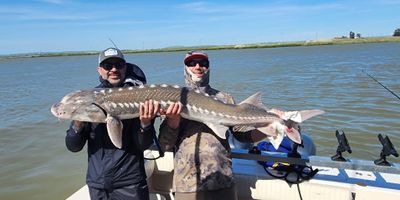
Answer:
[{"left": 158, "top": 50, "right": 269, "bottom": 200}]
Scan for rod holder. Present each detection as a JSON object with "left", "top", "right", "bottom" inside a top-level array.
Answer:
[
  {"left": 331, "top": 130, "right": 352, "bottom": 162},
  {"left": 374, "top": 134, "right": 399, "bottom": 166}
]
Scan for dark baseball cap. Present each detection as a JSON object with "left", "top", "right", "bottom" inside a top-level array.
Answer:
[{"left": 98, "top": 47, "right": 125, "bottom": 64}]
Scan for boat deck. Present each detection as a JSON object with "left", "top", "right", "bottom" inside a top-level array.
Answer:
[{"left": 67, "top": 150, "right": 400, "bottom": 200}]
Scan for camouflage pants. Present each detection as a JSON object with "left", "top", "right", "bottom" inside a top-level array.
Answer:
[{"left": 174, "top": 185, "right": 237, "bottom": 200}]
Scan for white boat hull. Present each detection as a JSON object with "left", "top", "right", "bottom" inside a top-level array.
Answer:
[{"left": 67, "top": 150, "right": 400, "bottom": 200}]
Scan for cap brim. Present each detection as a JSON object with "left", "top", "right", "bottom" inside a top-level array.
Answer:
[{"left": 184, "top": 55, "right": 208, "bottom": 63}]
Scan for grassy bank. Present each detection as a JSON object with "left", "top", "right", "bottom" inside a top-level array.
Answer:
[{"left": 2, "top": 36, "right": 400, "bottom": 60}]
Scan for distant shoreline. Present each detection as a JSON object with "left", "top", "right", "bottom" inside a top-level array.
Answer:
[{"left": 1, "top": 36, "right": 400, "bottom": 60}]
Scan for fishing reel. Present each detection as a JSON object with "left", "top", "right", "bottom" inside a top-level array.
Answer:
[
  {"left": 331, "top": 130, "right": 352, "bottom": 162},
  {"left": 374, "top": 134, "right": 399, "bottom": 166}
]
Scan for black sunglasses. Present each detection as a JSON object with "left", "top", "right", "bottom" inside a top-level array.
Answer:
[
  {"left": 101, "top": 61, "right": 126, "bottom": 71},
  {"left": 185, "top": 59, "right": 209, "bottom": 68}
]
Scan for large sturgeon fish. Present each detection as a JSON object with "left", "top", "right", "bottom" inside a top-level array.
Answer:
[{"left": 51, "top": 84, "right": 324, "bottom": 149}]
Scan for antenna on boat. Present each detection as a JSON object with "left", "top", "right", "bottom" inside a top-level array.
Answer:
[
  {"left": 374, "top": 134, "right": 399, "bottom": 166},
  {"left": 362, "top": 69, "right": 400, "bottom": 101},
  {"left": 331, "top": 130, "right": 352, "bottom": 162}
]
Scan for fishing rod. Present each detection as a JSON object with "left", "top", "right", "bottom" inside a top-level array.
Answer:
[
  {"left": 362, "top": 69, "right": 400, "bottom": 101},
  {"left": 108, "top": 38, "right": 119, "bottom": 49}
]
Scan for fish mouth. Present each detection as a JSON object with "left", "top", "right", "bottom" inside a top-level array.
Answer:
[{"left": 50, "top": 103, "right": 62, "bottom": 117}]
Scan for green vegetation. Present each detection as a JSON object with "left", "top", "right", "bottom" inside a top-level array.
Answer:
[{"left": 2, "top": 36, "right": 400, "bottom": 60}]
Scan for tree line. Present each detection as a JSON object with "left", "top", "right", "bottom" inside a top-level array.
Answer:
[{"left": 394, "top": 28, "right": 400, "bottom": 37}]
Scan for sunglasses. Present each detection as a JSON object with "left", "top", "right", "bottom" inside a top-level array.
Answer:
[
  {"left": 185, "top": 59, "right": 209, "bottom": 68},
  {"left": 101, "top": 61, "right": 126, "bottom": 71}
]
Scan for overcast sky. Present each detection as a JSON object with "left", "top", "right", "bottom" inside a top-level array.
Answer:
[{"left": 1, "top": 0, "right": 399, "bottom": 55}]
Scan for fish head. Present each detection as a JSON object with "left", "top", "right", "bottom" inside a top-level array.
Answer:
[{"left": 51, "top": 90, "right": 106, "bottom": 122}]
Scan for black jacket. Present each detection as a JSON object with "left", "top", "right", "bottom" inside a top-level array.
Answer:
[{"left": 65, "top": 63, "right": 154, "bottom": 190}]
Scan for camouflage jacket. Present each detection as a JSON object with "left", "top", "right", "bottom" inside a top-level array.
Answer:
[{"left": 158, "top": 88, "right": 251, "bottom": 192}]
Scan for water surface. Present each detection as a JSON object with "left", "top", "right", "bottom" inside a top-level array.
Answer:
[{"left": 1, "top": 43, "right": 399, "bottom": 199}]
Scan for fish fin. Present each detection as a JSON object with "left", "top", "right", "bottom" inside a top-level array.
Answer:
[
  {"left": 267, "top": 132, "right": 285, "bottom": 150},
  {"left": 238, "top": 92, "right": 267, "bottom": 110},
  {"left": 256, "top": 124, "right": 278, "bottom": 136},
  {"left": 203, "top": 122, "right": 229, "bottom": 139},
  {"left": 299, "top": 110, "right": 325, "bottom": 122},
  {"left": 106, "top": 115, "right": 123, "bottom": 149},
  {"left": 283, "top": 110, "right": 325, "bottom": 123},
  {"left": 264, "top": 122, "right": 301, "bottom": 148},
  {"left": 256, "top": 121, "right": 285, "bottom": 137},
  {"left": 285, "top": 127, "right": 302, "bottom": 144}
]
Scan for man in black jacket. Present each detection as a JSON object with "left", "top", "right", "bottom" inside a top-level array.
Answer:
[{"left": 65, "top": 47, "right": 157, "bottom": 200}]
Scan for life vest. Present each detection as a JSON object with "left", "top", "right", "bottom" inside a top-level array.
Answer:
[{"left": 257, "top": 137, "right": 292, "bottom": 170}]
